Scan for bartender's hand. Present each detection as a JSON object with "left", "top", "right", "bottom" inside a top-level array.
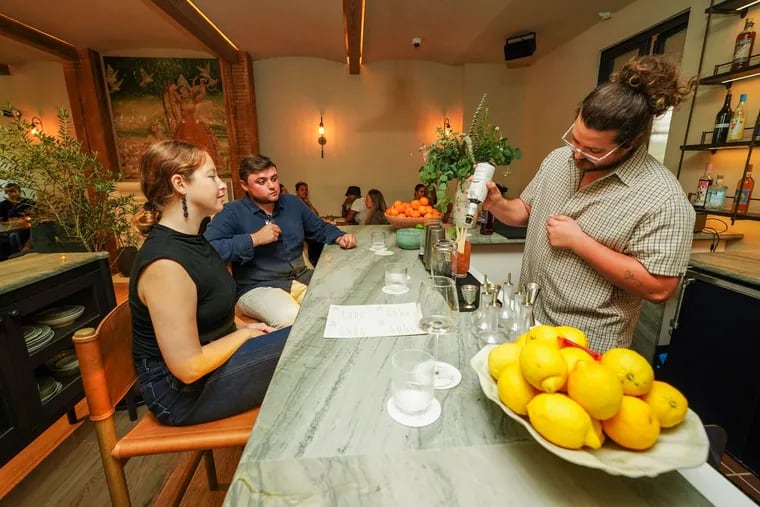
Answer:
[
  {"left": 251, "top": 223, "right": 281, "bottom": 246},
  {"left": 482, "top": 181, "right": 504, "bottom": 210},
  {"left": 546, "top": 215, "right": 588, "bottom": 251},
  {"left": 335, "top": 234, "right": 357, "bottom": 249}
]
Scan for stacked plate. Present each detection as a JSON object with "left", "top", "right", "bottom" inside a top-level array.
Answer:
[
  {"left": 34, "top": 305, "right": 85, "bottom": 328},
  {"left": 37, "top": 375, "right": 63, "bottom": 404},
  {"left": 46, "top": 349, "right": 80, "bottom": 380},
  {"left": 23, "top": 325, "right": 55, "bottom": 355}
]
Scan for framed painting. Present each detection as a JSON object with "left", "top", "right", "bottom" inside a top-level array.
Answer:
[{"left": 102, "top": 56, "right": 230, "bottom": 180}]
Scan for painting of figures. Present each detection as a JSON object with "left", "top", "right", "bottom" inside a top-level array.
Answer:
[{"left": 102, "top": 56, "right": 229, "bottom": 180}]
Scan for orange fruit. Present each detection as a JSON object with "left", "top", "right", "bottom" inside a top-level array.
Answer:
[
  {"left": 387, "top": 208, "right": 399, "bottom": 216},
  {"left": 420, "top": 197, "right": 429, "bottom": 205},
  {"left": 600, "top": 348, "right": 654, "bottom": 396},
  {"left": 410, "top": 199, "right": 420, "bottom": 209},
  {"left": 602, "top": 395, "right": 660, "bottom": 450},
  {"left": 393, "top": 200, "right": 402, "bottom": 208}
]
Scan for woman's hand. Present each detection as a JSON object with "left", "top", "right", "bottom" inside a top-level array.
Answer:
[{"left": 242, "top": 322, "right": 276, "bottom": 337}]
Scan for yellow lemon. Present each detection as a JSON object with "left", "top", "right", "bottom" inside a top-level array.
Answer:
[
  {"left": 591, "top": 418, "right": 606, "bottom": 446},
  {"left": 514, "top": 333, "right": 529, "bottom": 347},
  {"left": 554, "top": 325, "right": 588, "bottom": 348},
  {"left": 519, "top": 339, "right": 568, "bottom": 393},
  {"left": 528, "top": 324, "right": 560, "bottom": 343},
  {"left": 488, "top": 342, "right": 523, "bottom": 380},
  {"left": 602, "top": 395, "right": 660, "bottom": 450},
  {"left": 560, "top": 347, "right": 595, "bottom": 376},
  {"left": 642, "top": 380, "right": 689, "bottom": 428},
  {"left": 497, "top": 363, "right": 539, "bottom": 415},
  {"left": 527, "top": 393, "right": 602, "bottom": 450},
  {"left": 566, "top": 360, "right": 623, "bottom": 420},
  {"left": 601, "top": 348, "right": 654, "bottom": 396}
]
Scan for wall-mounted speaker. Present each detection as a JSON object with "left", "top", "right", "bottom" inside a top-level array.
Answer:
[{"left": 504, "top": 32, "right": 536, "bottom": 61}]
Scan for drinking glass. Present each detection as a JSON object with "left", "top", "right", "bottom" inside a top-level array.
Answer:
[
  {"left": 418, "top": 276, "right": 461, "bottom": 389},
  {"left": 370, "top": 231, "right": 386, "bottom": 251},
  {"left": 391, "top": 349, "right": 435, "bottom": 415},
  {"left": 431, "top": 239, "right": 456, "bottom": 278},
  {"left": 384, "top": 263, "right": 408, "bottom": 294}
]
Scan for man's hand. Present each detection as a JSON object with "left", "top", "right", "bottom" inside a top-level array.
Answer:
[
  {"left": 335, "top": 234, "right": 356, "bottom": 249},
  {"left": 482, "top": 181, "right": 504, "bottom": 210},
  {"left": 251, "top": 223, "right": 281, "bottom": 246},
  {"left": 546, "top": 215, "right": 588, "bottom": 251}
]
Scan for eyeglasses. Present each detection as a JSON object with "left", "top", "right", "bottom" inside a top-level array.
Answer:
[{"left": 561, "top": 124, "right": 622, "bottom": 164}]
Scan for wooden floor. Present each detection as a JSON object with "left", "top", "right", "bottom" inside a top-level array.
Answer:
[{"left": 0, "top": 406, "right": 242, "bottom": 507}]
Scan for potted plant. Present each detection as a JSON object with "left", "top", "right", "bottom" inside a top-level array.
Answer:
[
  {"left": 418, "top": 93, "right": 522, "bottom": 214},
  {"left": 0, "top": 105, "right": 139, "bottom": 261}
]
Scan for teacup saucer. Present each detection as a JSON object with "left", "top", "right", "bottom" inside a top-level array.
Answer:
[
  {"left": 375, "top": 250, "right": 394, "bottom": 256},
  {"left": 386, "top": 398, "right": 441, "bottom": 428},
  {"left": 382, "top": 285, "right": 410, "bottom": 295}
]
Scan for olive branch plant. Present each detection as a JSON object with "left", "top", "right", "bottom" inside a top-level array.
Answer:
[
  {"left": 0, "top": 105, "right": 139, "bottom": 253},
  {"left": 418, "top": 93, "right": 522, "bottom": 212}
]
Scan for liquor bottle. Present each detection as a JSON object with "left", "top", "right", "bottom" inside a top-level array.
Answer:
[
  {"left": 479, "top": 209, "right": 494, "bottom": 235},
  {"left": 705, "top": 174, "right": 728, "bottom": 210},
  {"left": 735, "top": 164, "right": 755, "bottom": 214},
  {"left": 727, "top": 93, "right": 748, "bottom": 141},
  {"left": 465, "top": 162, "right": 495, "bottom": 225},
  {"left": 713, "top": 91, "right": 733, "bottom": 144},
  {"left": 732, "top": 18, "right": 756, "bottom": 71},
  {"left": 694, "top": 163, "right": 713, "bottom": 208}
]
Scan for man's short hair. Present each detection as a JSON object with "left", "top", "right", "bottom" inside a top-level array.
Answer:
[
  {"left": 295, "top": 181, "right": 308, "bottom": 191},
  {"left": 239, "top": 155, "right": 276, "bottom": 181},
  {"left": 4, "top": 182, "right": 20, "bottom": 191}
]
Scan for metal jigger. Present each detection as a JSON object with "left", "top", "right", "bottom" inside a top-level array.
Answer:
[{"left": 525, "top": 282, "right": 541, "bottom": 327}]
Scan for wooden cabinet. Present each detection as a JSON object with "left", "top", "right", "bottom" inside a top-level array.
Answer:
[{"left": 0, "top": 253, "right": 115, "bottom": 467}]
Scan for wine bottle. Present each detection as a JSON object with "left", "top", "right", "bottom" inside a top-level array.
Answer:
[
  {"left": 732, "top": 18, "right": 756, "bottom": 71},
  {"left": 479, "top": 209, "right": 494, "bottom": 235},
  {"left": 713, "top": 91, "right": 733, "bottom": 145},
  {"left": 735, "top": 164, "right": 755, "bottom": 214},
  {"left": 694, "top": 163, "right": 713, "bottom": 208},
  {"left": 728, "top": 94, "right": 748, "bottom": 141}
]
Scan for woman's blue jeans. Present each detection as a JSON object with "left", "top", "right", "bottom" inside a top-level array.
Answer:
[{"left": 136, "top": 327, "right": 289, "bottom": 426}]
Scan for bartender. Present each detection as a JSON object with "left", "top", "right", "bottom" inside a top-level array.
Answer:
[{"left": 482, "top": 55, "right": 695, "bottom": 353}]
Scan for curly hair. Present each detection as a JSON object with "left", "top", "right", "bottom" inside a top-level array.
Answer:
[{"left": 578, "top": 55, "right": 696, "bottom": 145}]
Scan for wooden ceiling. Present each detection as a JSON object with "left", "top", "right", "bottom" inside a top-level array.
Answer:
[{"left": 0, "top": 0, "right": 637, "bottom": 73}]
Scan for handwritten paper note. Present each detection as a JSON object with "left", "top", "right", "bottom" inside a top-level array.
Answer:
[{"left": 323, "top": 302, "right": 425, "bottom": 339}]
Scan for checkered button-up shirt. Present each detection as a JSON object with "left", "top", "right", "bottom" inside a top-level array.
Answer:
[{"left": 520, "top": 145, "right": 695, "bottom": 352}]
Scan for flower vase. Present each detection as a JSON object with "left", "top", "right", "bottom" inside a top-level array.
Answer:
[{"left": 452, "top": 180, "right": 471, "bottom": 227}]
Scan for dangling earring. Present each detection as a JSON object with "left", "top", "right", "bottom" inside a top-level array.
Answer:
[{"left": 181, "top": 195, "right": 188, "bottom": 219}]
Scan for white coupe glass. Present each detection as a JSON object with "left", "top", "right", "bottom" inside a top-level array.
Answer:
[{"left": 418, "top": 276, "right": 461, "bottom": 389}]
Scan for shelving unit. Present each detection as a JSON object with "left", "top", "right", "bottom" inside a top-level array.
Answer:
[{"left": 677, "top": 0, "right": 759, "bottom": 223}]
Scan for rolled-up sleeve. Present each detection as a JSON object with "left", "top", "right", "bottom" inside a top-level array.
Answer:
[{"left": 301, "top": 203, "right": 345, "bottom": 244}]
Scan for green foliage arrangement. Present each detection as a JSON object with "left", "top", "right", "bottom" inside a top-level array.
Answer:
[
  {"left": 0, "top": 106, "right": 139, "bottom": 253},
  {"left": 418, "top": 93, "right": 521, "bottom": 211}
]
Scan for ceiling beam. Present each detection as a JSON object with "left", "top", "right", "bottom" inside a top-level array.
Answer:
[
  {"left": 0, "top": 64, "right": 9, "bottom": 75},
  {"left": 343, "top": 0, "right": 365, "bottom": 75},
  {"left": 0, "top": 13, "right": 78, "bottom": 61},
  {"left": 149, "top": 0, "right": 239, "bottom": 63}
]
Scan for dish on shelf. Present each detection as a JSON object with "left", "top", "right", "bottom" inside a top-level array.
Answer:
[
  {"left": 34, "top": 305, "right": 85, "bottom": 328},
  {"left": 25, "top": 326, "right": 54, "bottom": 354},
  {"left": 46, "top": 349, "right": 80, "bottom": 378},
  {"left": 470, "top": 345, "right": 709, "bottom": 478},
  {"left": 39, "top": 379, "right": 64, "bottom": 404}
]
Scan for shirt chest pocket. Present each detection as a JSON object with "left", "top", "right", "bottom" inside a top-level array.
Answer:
[{"left": 563, "top": 191, "right": 641, "bottom": 253}]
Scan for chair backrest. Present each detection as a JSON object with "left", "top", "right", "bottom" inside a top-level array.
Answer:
[{"left": 73, "top": 301, "right": 136, "bottom": 421}]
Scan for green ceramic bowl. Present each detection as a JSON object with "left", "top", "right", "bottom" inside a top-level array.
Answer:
[{"left": 396, "top": 228, "right": 422, "bottom": 250}]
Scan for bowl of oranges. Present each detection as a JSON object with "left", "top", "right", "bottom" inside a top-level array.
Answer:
[{"left": 384, "top": 197, "right": 444, "bottom": 229}]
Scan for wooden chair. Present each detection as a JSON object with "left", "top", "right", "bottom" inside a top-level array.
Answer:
[{"left": 73, "top": 302, "right": 258, "bottom": 507}]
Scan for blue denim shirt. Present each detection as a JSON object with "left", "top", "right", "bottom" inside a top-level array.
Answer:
[{"left": 204, "top": 194, "right": 345, "bottom": 299}]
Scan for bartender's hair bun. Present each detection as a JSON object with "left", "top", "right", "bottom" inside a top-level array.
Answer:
[
  {"left": 612, "top": 56, "right": 695, "bottom": 117},
  {"left": 578, "top": 55, "right": 695, "bottom": 146}
]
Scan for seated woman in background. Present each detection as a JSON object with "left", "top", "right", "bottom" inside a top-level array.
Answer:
[
  {"left": 364, "top": 188, "right": 389, "bottom": 225},
  {"left": 130, "top": 140, "right": 289, "bottom": 426}
]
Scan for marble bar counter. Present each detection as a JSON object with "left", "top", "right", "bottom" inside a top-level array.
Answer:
[
  {"left": 689, "top": 250, "right": 760, "bottom": 288},
  {"left": 224, "top": 225, "right": 751, "bottom": 506},
  {"left": 0, "top": 252, "right": 110, "bottom": 295}
]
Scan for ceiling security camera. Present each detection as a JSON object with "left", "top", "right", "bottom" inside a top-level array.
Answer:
[{"left": 412, "top": 37, "right": 422, "bottom": 48}]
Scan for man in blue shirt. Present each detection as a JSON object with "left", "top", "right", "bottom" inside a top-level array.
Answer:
[{"left": 205, "top": 155, "right": 356, "bottom": 328}]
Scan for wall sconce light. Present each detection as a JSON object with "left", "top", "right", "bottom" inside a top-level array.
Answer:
[
  {"left": 318, "top": 115, "right": 327, "bottom": 158},
  {"left": 443, "top": 117, "right": 452, "bottom": 136},
  {"left": 30, "top": 116, "right": 43, "bottom": 136},
  {"left": 2, "top": 108, "right": 21, "bottom": 119}
]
